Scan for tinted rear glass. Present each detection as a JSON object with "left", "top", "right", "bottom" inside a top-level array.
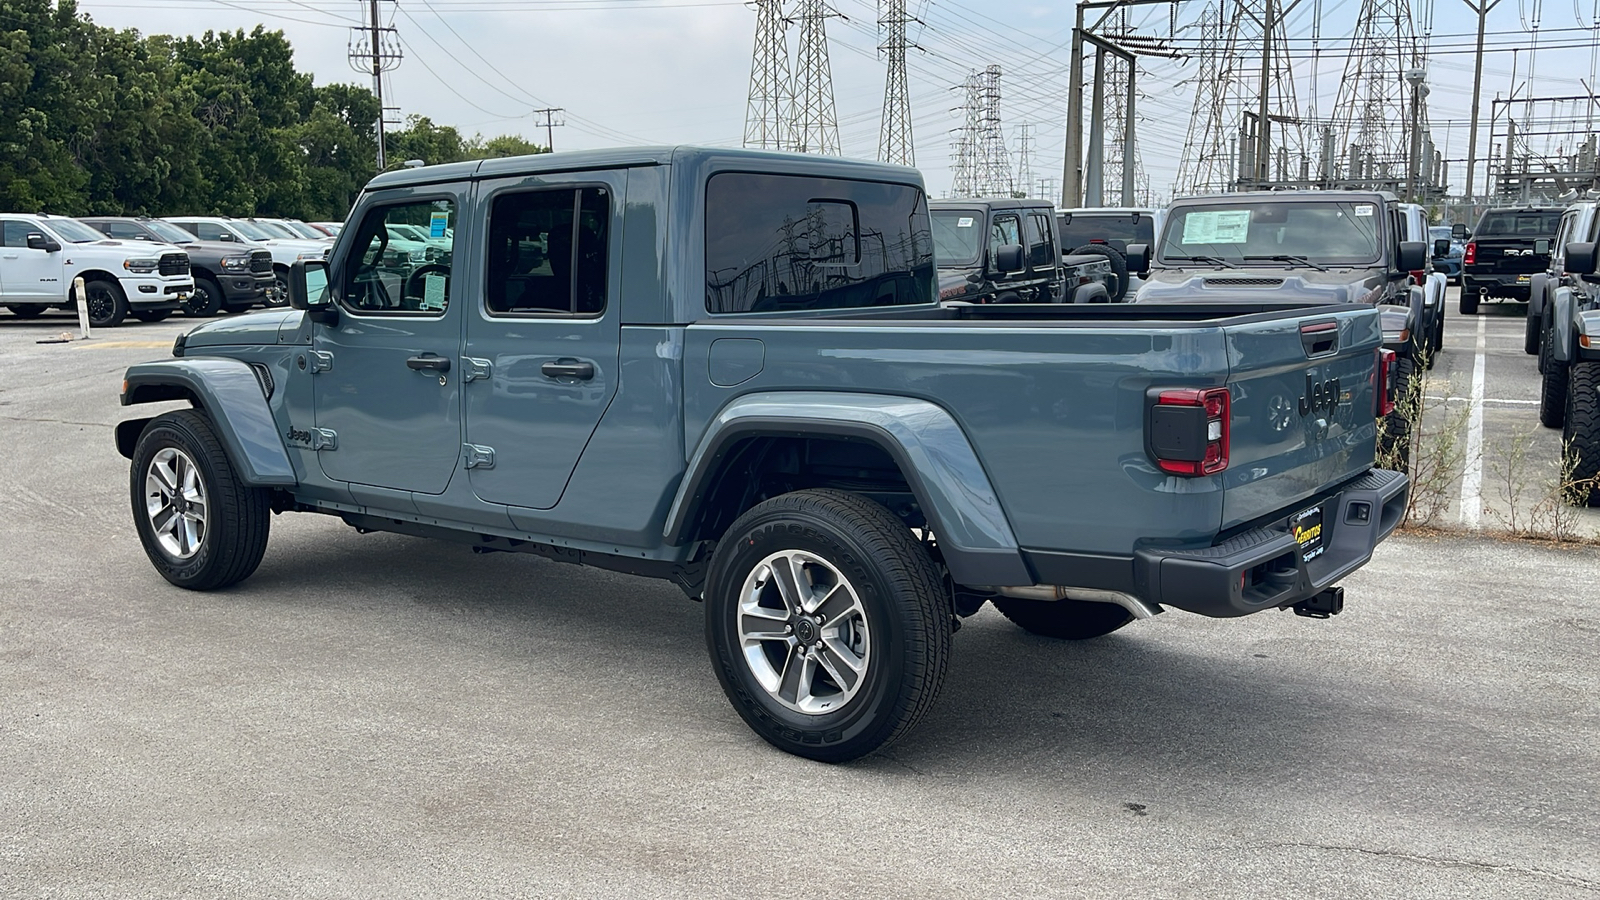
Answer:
[
  {"left": 1057, "top": 212, "right": 1153, "bottom": 249},
  {"left": 705, "top": 172, "right": 935, "bottom": 313},
  {"left": 1475, "top": 210, "right": 1561, "bottom": 237}
]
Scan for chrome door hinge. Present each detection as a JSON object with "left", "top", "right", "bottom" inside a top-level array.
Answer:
[
  {"left": 308, "top": 350, "right": 334, "bottom": 373},
  {"left": 461, "top": 356, "right": 492, "bottom": 383},
  {"left": 462, "top": 443, "right": 496, "bottom": 469},
  {"left": 311, "top": 428, "right": 338, "bottom": 451}
]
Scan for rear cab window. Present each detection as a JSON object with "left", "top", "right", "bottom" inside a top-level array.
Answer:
[
  {"left": 1475, "top": 210, "right": 1562, "bottom": 237},
  {"left": 704, "top": 173, "right": 935, "bottom": 313}
]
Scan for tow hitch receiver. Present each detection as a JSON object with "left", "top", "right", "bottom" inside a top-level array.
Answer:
[{"left": 1290, "top": 586, "right": 1344, "bottom": 619}]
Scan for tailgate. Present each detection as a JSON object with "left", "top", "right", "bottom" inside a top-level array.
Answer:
[
  {"left": 1471, "top": 239, "right": 1549, "bottom": 276},
  {"left": 1220, "top": 306, "right": 1383, "bottom": 530}
]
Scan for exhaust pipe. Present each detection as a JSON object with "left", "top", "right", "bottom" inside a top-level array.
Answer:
[
  {"left": 1479, "top": 287, "right": 1489, "bottom": 298},
  {"left": 979, "top": 584, "right": 1162, "bottom": 619}
]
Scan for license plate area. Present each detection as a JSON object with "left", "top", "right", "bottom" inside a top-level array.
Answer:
[{"left": 1292, "top": 504, "right": 1326, "bottom": 563}]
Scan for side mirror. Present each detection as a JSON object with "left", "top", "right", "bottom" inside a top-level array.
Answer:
[
  {"left": 1564, "top": 242, "right": 1598, "bottom": 276},
  {"left": 1433, "top": 238, "right": 1452, "bottom": 258},
  {"left": 994, "top": 243, "right": 1025, "bottom": 274},
  {"left": 1535, "top": 238, "right": 1551, "bottom": 256},
  {"left": 1397, "top": 241, "right": 1427, "bottom": 273},
  {"left": 1124, "top": 242, "right": 1151, "bottom": 275},
  {"left": 1451, "top": 223, "right": 1470, "bottom": 240},
  {"left": 289, "top": 259, "right": 336, "bottom": 324},
  {"left": 26, "top": 232, "right": 61, "bottom": 253}
]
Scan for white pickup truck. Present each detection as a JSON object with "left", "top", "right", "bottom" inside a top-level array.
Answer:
[{"left": 1, "top": 214, "right": 194, "bottom": 326}]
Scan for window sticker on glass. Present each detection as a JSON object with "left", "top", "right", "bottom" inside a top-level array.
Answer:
[
  {"left": 1354, "top": 204, "right": 1374, "bottom": 217},
  {"left": 1182, "top": 209, "right": 1251, "bottom": 244},
  {"left": 957, "top": 216, "right": 974, "bottom": 228},
  {"left": 422, "top": 273, "right": 447, "bottom": 311},
  {"left": 429, "top": 211, "right": 450, "bottom": 239}
]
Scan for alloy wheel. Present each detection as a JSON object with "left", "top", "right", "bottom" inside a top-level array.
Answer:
[
  {"left": 736, "top": 549, "right": 871, "bottom": 714},
  {"left": 145, "top": 447, "right": 209, "bottom": 560}
]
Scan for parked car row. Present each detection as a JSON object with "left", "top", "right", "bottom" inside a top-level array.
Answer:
[{"left": 1, "top": 214, "right": 344, "bottom": 326}]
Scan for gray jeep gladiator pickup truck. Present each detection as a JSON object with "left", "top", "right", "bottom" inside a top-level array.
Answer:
[{"left": 116, "top": 147, "right": 1408, "bottom": 762}]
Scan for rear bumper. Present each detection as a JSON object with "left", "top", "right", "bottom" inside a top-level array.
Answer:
[
  {"left": 1464, "top": 272, "right": 1534, "bottom": 296},
  {"left": 1133, "top": 468, "right": 1408, "bottom": 617}
]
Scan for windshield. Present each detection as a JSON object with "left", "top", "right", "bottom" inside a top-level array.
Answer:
[
  {"left": 1429, "top": 226, "right": 1453, "bottom": 242},
  {"left": 1474, "top": 210, "right": 1561, "bottom": 237},
  {"left": 252, "top": 220, "right": 298, "bottom": 239},
  {"left": 1159, "top": 200, "right": 1381, "bottom": 266},
  {"left": 230, "top": 220, "right": 275, "bottom": 241},
  {"left": 282, "top": 220, "right": 323, "bottom": 239},
  {"left": 931, "top": 209, "right": 983, "bottom": 267},
  {"left": 49, "top": 218, "right": 110, "bottom": 243},
  {"left": 389, "top": 224, "right": 427, "bottom": 241},
  {"left": 1058, "top": 212, "right": 1154, "bottom": 249},
  {"left": 143, "top": 220, "right": 195, "bottom": 244}
]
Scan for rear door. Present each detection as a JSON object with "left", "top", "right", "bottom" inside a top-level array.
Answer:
[
  {"left": 460, "top": 170, "right": 624, "bottom": 510},
  {"left": 1219, "top": 307, "right": 1382, "bottom": 530},
  {"left": 312, "top": 189, "right": 466, "bottom": 494}
]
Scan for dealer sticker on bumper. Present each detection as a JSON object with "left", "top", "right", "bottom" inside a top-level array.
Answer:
[{"left": 1293, "top": 504, "right": 1326, "bottom": 563}]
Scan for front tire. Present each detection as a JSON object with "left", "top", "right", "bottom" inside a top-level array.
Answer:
[
  {"left": 83, "top": 278, "right": 127, "bottom": 327},
  {"left": 705, "top": 489, "right": 951, "bottom": 763},
  {"left": 132, "top": 309, "right": 172, "bottom": 323},
  {"left": 992, "top": 596, "right": 1133, "bottom": 639},
  {"left": 130, "top": 410, "right": 271, "bottom": 590},
  {"left": 265, "top": 268, "right": 290, "bottom": 307},
  {"left": 1562, "top": 361, "right": 1600, "bottom": 507},
  {"left": 1525, "top": 304, "right": 1543, "bottom": 355},
  {"left": 184, "top": 275, "right": 224, "bottom": 317}
]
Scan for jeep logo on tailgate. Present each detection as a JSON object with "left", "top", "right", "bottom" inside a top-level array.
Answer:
[{"left": 1299, "top": 375, "right": 1340, "bottom": 416}]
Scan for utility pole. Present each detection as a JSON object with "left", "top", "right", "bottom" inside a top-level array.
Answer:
[
  {"left": 348, "top": 0, "right": 401, "bottom": 171},
  {"left": 533, "top": 107, "right": 565, "bottom": 152},
  {"left": 1255, "top": 0, "right": 1275, "bottom": 186},
  {"left": 1462, "top": 0, "right": 1502, "bottom": 200},
  {"left": 1061, "top": 2, "right": 1086, "bottom": 209}
]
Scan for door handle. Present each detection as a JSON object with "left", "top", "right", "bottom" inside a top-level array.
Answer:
[
  {"left": 406, "top": 353, "right": 451, "bottom": 372},
  {"left": 541, "top": 359, "right": 595, "bottom": 380}
]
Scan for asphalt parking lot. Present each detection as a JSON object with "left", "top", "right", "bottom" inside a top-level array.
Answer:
[{"left": 2, "top": 308, "right": 1597, "bottom": 898}]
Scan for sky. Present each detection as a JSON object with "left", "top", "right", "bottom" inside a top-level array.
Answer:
[{"left": 71, "top": 0, "right": 1600, "bottom": 203}]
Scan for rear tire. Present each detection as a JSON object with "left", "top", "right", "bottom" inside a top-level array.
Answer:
[
  {"left": 131, "top": 310, "right": 172, "bottom": 323},
  {"left": 705, "top": 489, "right": 951, "bottom": 763},
  {"left": 1562, "top": 361, "right": 1600, "bottom": 507},
  {"left": 1460, "top": 290, "right": 1479, "bottom": 315},
  {"left": 1540, "top": 315, "right": 1568, "bottom": 429},
  {"left": 8, "top": 303, "right": 48, "bottom": 318},
  {"left": 1379, "top": 356, "right": 1416, "bottom": 471},
  {"left": 1069, "top": 244, "right": 1130, "bottom": 302},
  {"left": 130, "top": 410, "right": 271, "bottom": 590},
  {"left": 83, "top": 278, "right": 127, "bottom": 328},
  {"left": 991, "top": 596, "right": 1133, "bottom": 640}
]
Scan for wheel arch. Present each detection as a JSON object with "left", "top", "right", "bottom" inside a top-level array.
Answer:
[
  {"left": 119, "top": 358, "right": 297, "bottom": 486},
  {"left": 664, "top": 392, "right": 1031, "bottom": 587},
  {"left": 73, "top": 269, "right": 124, "bottom": 293}
]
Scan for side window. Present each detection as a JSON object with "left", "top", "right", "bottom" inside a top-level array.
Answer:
[
  {"left": 484, "top": 186, "right": 609, "bottom": 316},
  {"left": 1024, "top": 213, "right": 1054, "bottom": 269},
  {"left": 704, "top": 172, "right": 933, "bottom": 313},
  {"left": 2, "top": 221, "right": 32, "bottom": 248},
  {"left": 193, "top": 222, "right": 229, "bottom": 241},
  {"left": 105, "top": 222, "right": 146, "bottom": 240},
  {"left": 341, "top": 198, "right": 456, "bottom": 314}
]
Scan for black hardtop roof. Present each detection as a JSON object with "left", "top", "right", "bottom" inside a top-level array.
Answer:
[
  {"left": 1478, "top": 205, "right": 1566, "bottom": 213},
  {"left": 929, "top": 197, "right": 1056, "bottom": 213},
  {"left": 1168, "top": 190, "right": 1399, "bottom": 205}
]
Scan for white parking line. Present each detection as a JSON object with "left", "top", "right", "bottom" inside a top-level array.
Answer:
[
  {"left": 1459, "top": 316, "right": 1488, "bottom": 528},
  {"left": 1425, "top": 396, "right": 1539, "bottom": 406}
]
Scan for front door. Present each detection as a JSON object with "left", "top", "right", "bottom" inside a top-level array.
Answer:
[
  {"left": 313, "top": 191, "right": 466, "bottom": 494},
  {"left": 1, "top": 219, "right": 64, "bottom": 302},
  {"left": 461, "top": 173, "right": 623, "bottom": 510}
]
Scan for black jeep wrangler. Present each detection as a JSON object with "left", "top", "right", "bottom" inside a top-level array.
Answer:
[{"left": 931, "top": 199, "right": 1110, "bottom": 304}]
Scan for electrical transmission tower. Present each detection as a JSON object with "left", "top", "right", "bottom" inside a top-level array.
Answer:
[
  {"left": 975, "top": 66, "right": 1013, "bottom": 196},
  {"left": 790, "top": 0, "right": 841, "bottom": 155},
  {"left": 877, "top": 0, "right": 917, "bottom": 166},
  {"left": 949, "top": 72, "right": 983, "bottom": 197},
  {"left": 1174, "top": 0, "right": 1305, "bottom": 194},
  {"left": 347, "top": 0, "right": 402, "bottom": 170},
  {"left": 1326, "top": 0, "right": 1439, "bottom": 195},
  {"left": 1015, "top": 124, "right": 1034, "bottom": 198},
  {"left": 743, "top": 0, "right": 791, "bottom": 150}
]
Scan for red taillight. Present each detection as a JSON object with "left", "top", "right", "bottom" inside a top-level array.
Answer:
[
  {"left": 1375, "top": 348, "right": 1397, "bottom": 417},
  {"left": 1463, "top": 241, "right": 1477, "bottom": 265},
  {"left": 1409, "top": 269, "right": 1425, "bottom": 284},
  {"left": 1149, "top": 387, "right": 1231, "bottom": 476}
]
